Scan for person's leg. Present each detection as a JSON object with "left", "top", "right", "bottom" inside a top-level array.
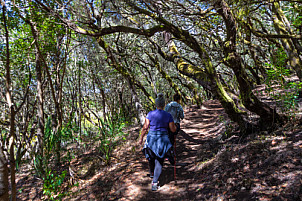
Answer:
[
  {"left": 152, "top": 157, "right": 164, "bottom": 183},
  {"left": 148, "top": 157, "right": 155, "bottom": 177}
]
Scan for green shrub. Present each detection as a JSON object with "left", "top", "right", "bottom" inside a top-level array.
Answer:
[
  {"left": 98, "top": 116, "right": 128, "bottom": 165},
  {"left": 34, "top": 116, "right": 78, "bottom": 200},
  {"left": 265, "top": 49, "right": 302, "bottom": 115},
  {"left": 43, "top": 170, "right": 67, "bottom": 200}
]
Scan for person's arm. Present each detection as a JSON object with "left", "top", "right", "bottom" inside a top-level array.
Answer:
[
  {"left": 169, "top": 122, "right": 177, "bottom": 133},
  {"left": 139, "top": 118, "right": 150, "bottom": 145}
]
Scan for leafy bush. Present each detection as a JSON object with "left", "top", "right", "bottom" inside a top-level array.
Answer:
[
  {"left": 265, "top": 49, "right": 302, "bottom": 115},
  {"left": 43, "top": 170, "right": 67, "bottom": 200},
  {"left": 33, "top": 116, "right": 78, "bottom": 200},
  {"left": 98, "top": 116, "right": 128, "bottom": 165}
]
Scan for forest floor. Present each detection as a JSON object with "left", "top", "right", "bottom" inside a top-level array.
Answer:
[{"left": 16, "top": 100, "right": 302, "bottom": 200}]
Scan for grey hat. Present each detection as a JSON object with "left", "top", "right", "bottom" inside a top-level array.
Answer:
[{"left": 155, "top": 93, "right": 165, "bottom": 108}]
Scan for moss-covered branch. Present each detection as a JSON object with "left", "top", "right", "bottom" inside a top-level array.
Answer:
[
  {"left": 97, "top": 37, "right": 155, "bottom": 105},
  {"left": 145, "top": 51, "right": 184, "bottom": 98},
  {"left": 215, "top": 0, "right": 285, "bottom": 128}
]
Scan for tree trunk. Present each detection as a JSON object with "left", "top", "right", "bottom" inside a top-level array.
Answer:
[
  {"left": 9, "top": 110, "right": 17, "bottom": 201},
  {"left": 91, "top": 72, "right": 107, "bottom": 122},
  {"left": 147, "top": 17, "right": 250, "bottom": 129},
  {"left": 215, "top": 0, "right": 284, "bottom": 128},
  {"left": 55, "top": 109, "right": 62, "bottom": 166},
  {"left": 166, "top": 40, "right": 248, "bottom": 130},
  {"left": 55, "top": 85, "right": 63, "bottom": 166},
  {"left": 26, "top": 13, "right": 63, "bottom": 165},
  {"left": 2, "top": 4, "right": 16, "bottom": 200},
  {"left": 1, "top": 5, "right": 9, "bottom": 200},
  {"left": 100, "top": 87, "right": 107, "bottom": 122},
  {"left": 78, "top": 60, "right": 82, "bottom": 141},
  {"left": 55, "top": 38, "right": 68, "bottom": 166},
  {"left": 0, "top": 148, "right": 9, "bottom": 201},
  {"left": 35, "top": 46, "right": 45, "bottom": 161},
  {"left": 51, "top": 113, "right": 60, "bottom": 165},
  {"left": 129, "top": 83, "right": 146, "bottom": 126}
]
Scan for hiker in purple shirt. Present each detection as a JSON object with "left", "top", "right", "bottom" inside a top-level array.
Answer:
[{"left": 139, "top": 93, "right": 176, "bottom": 191}]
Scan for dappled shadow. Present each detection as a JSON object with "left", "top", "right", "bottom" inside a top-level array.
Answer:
[
  {"left": 192, "top": 130, "right": 302, "bottom": 200},
  {"left": 16, "top": 99, "right": 302, "bottom": 200},
  {"left": 16, "top": 173, "right": 43, "bottom": 201},
  {"left": 178, "top": 129, "right": 205, "bottom": 144},
  {"left": 96, "top": 100, "right": 229, "bottom": 200},
  {"left": 64, "top": 100, "right": 229, "bottom": 200}
]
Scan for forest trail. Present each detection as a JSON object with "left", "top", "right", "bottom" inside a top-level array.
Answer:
[
  {"left": 16, "top": 100, "right": 228, "bottom": 201},
  {"left": 94, "top": 100, "right": 230, "bottom": 201},
  {"left": 16, "top": 100, "right": 302, "bottom": 201},
  {"left": 83, "top": 99, "right": 301, "bottom": 201}
]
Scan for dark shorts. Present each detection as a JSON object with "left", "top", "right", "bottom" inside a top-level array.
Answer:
[
  {"left": 143, "top": 147, "right": 174, "bottom": 165},
  {"left": 142, "top": 130, "right": 175, "bottom": 165}
]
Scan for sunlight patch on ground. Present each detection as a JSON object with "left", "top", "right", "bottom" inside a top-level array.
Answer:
[
  {"left": 194, "top": 157, "right": 216, "bottom": 171},
  {"left": 183, "top": 129, "right": 203, "bottom": 134},
  {"left": 123, "top": 182, "right": 145, "bottom": 199}
]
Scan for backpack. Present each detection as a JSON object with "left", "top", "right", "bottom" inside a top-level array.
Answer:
[{"left": 166, "top": 103, "right": 180, "bottom": 123}]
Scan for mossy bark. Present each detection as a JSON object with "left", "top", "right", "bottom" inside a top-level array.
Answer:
[
  {"left": 36, "top": 57, "right": 45, "bottom": 158},
  {"left": 146, "top": 51, "right": 185, "bottom": 101},
  {"left": 215, "top": 0, "right": 284, "bottom": 128},
  {"left": 169, "top": 41, "right": 248, "bottom": 129},
  {"left": 153, "top": 27, "right": 249, "bottom": 129}
]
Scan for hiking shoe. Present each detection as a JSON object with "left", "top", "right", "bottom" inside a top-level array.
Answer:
[{"left": 151, "top": 182, "right": 159, "bottom": 191}]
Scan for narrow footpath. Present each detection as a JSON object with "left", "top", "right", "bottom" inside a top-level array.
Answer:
[
  {"left": 17, "top": 100, "right": 302, "bottom": 200},
  {"left": 101, "top": 100, "right": 228, "bottom": 200}
]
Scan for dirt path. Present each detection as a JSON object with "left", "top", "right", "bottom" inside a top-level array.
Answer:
[
  {"left": 98, "top": 100, "right": 228, "bottom": 201},
  {"left": 98, "top": 100, "right": 301, "bottom": 201},
  {"left": 16, "top": 99, "right": 302, "bottom": 200}
]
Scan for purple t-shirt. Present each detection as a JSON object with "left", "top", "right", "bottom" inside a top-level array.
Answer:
[{"left": 146, "top": 109, "right": 174, "bottom": 132}]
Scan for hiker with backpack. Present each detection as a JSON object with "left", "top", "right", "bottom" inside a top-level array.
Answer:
[
  {"left": 139, "top": 93, "right": 177, "bottom": 191},
  {"left": 165, "top": 93, "right": 184, "bottom": 144}
]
